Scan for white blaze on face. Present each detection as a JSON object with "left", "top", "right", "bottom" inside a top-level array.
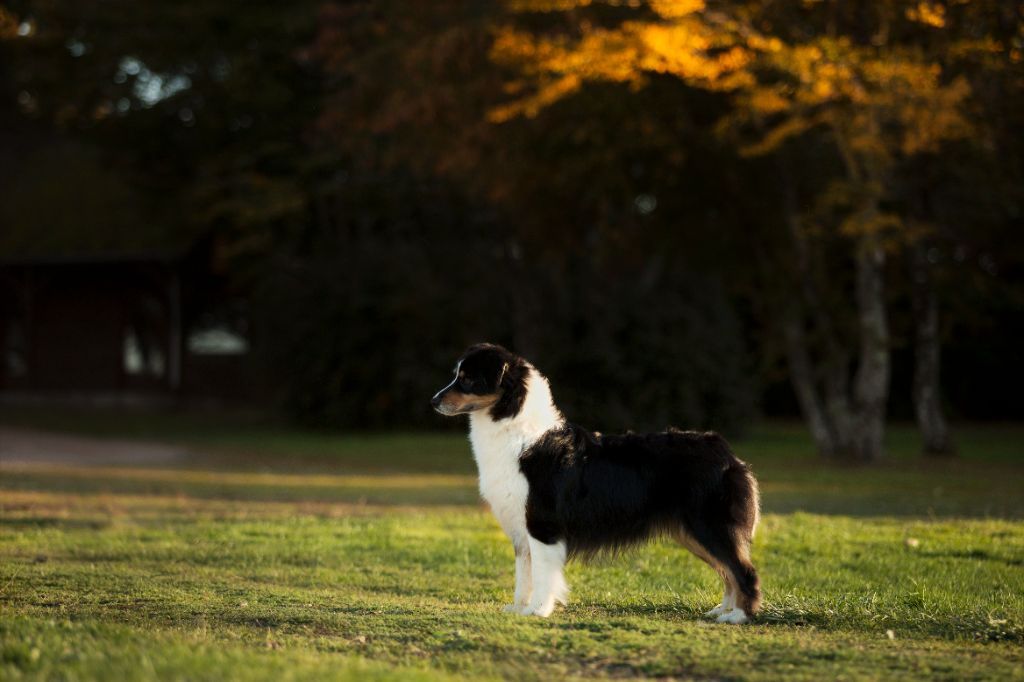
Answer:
[{"left": 431, "top": 359, "right": 463, "bottom": 413}]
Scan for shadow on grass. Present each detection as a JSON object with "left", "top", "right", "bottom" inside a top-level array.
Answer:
[
  {"left": 581, "top": 601, "right": 835, "bottom": 629},
  {"left": 756, "top": 607, "right": 1022, "bottom": 644},
  {"left": 917, "top": 548, "right": 1023, "bottom": 567},
  {"left": 221, "top": 604, "right": 422, "bottom": 629},
  {"left": 759, "top": 605, "right": 1020, "bottom": 641},
  {"left": 590, "top": 601, "right": 1023, "bottom": 643},
  {"left": 0, "top": 517, "right": 110, "bottom": 530},
  {"left": 763, "top": 491, "right": 1024, "bottom": 519}
]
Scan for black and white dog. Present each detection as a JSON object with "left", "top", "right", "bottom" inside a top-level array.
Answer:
[{"left": 431, "top": 343, "right": 762, "bottom": 623}]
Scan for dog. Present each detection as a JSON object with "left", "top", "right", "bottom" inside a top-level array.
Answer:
[{"left": 431, "top": 343, "right": 762, "bottom": 623}]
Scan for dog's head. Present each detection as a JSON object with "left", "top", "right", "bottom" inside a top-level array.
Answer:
[{"left": 431, "top": 343, "right": 526, "bottom": 418}]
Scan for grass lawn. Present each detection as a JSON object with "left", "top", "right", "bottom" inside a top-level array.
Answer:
[{"left": 1, "top": 410, "right": 1023, "bottom": 680}]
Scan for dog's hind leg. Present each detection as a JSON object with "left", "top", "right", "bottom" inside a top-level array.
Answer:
[
  {"left": 715, "top": 557, "right": 759, "bottom": 624},
  {"left": 685, "top": 520, "right": 761, "bottom": 624},
  {"left": 523, "top": 537, "right": 567, "bottom": 617},
  {"left": 705, "top": 578, "right": 736, "bottom": 618},
  {"left": 674, "top": 528, "right": 734, "bottom": 617},
  {"left": 705, "top": 461, "right": 762, "bottom": 623}
]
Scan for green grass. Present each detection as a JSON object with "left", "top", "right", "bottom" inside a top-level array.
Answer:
[{"left": 2, "top": 410, "right": 1023, "bottom": 680}]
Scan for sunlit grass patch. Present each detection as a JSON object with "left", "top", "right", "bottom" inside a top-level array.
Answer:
[
  {"left": 1, "top": 421, "right": 1023, "bottom": 680},
  {"left": 1, "top": 616, "right": 461, "bottom": 682},
  {"left": 3, "top": 491, "right": 1023, "bottom": 680},
  {"left": 0, "top": 464, "right": 480, "bottom": 506}
]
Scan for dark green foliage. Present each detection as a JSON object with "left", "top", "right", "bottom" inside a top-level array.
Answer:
[
  {"left": 533, "top": 267, "right": 756, "bottom": 433},
  {"left": 253, "top": 173, "right": 755, "bottom": 431},
  {"left": 2, "top": 0, "right": 1022, "bottom": 432},
  {"left": 254, "top": 176, "right": 511, "bottom": 429}
]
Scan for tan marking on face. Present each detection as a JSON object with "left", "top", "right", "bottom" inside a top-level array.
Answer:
[{"left": 438, "top": 389, "right": 499, "bottom": 415}]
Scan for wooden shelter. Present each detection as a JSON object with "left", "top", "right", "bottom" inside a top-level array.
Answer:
[{"left": 0, "top": 246, "right": 259, "bottom": 405}]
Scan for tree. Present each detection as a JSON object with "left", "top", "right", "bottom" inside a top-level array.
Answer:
[
  {"left": 0, "top": 0, "right": 322, "bottom": 262},
  {"left": 301, "top": 0, "right": 759, "bottom": 431},
  {"left": 729, "top": 14, "right": 976, "bottom": 461},
  {"left": 486, "top": 0, "right": 1012, "bottom": 460},
  {"left": 4, "top": 0, "right": 1018, "bottom": 434}
]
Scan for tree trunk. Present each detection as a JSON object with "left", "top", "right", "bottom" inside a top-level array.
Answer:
[
  {"left": 910, "top": 242, "right": 953, "bottom": 455},
  {"left": 851, "top": 232, "right": 890, "bottom": 461},
  {"left": 822, "top": 350, "right": 856, "bottom": 455},
  {"left": 782, "top": 307, "right": 837, "bottom": 456},
  {"left": 779, "top": 162, "right": 841, "bottom": 458},
  {"left": 777, "top": 148, "right": 894, "bottom": 462}
]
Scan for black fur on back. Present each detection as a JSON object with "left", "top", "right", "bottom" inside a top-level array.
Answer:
[{"left": 519, "top": 424, "right": 759, "bottom": 562}]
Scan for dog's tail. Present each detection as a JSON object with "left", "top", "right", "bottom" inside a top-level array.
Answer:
[
  {"left": 723, "top": 459, "right": 762, "bottom": 614},
  {"left": 725, "top": 459, "right": 760, "bottom": 541}
]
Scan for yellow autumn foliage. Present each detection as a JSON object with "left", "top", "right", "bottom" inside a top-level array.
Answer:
[
  {"left": 506, "top": 0, "right": 596, "bottom": 11},
  {"left": 0, "top": 5, "right": 21, "bottom": 39},
  {"left": 491, "top": 0, "right": 976, "bottom": 187},
  {"left": 839, "top": 210, "right": 904, "bottom": 238},
  {"left": 747, "top": 87, "right": 790, "bottom": 115},
  {"left": 649, "top": 0, "right": 705, "bottom": 19},
  {"left": 906, "top": 2, "right": 947, "bottom": 28}
]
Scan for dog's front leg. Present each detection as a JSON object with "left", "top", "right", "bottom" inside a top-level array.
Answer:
[
  {"left": 523, "top": 537, "right": 567, "bottom": 617},
  {"left": 503, "top": 538, "right": 532, "bottom": 614}
]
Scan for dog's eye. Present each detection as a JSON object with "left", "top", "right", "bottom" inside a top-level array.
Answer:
[{"left": 459, "top": 377, "right": 473, "bottom": 391}]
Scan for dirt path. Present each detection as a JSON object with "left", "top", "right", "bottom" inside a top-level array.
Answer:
[{"left": 0, "top": 427, "right": 190, "bottom": 466}]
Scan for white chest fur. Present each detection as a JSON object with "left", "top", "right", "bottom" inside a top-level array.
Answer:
[{"left": 468, "top": 369, "right": 562, "bottom": 546}]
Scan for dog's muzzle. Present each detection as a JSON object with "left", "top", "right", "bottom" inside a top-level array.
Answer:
[{"left": 431, "top": 389, "right": 454, "bottom": 415}]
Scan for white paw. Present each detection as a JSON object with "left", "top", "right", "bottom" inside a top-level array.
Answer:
[
  {"left": 522, "top": 602, "right": 555, "bottom": 617},
  {"left": 705, "top": 603, "right": 727, "bottom": 617},
  {"left": 554, "top": 585, "right": 569, "bottom": 606},
  {"left": 716, "top": 609, "right": 749, "bottom": 624}
]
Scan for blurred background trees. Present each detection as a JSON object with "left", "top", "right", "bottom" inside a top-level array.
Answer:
[{"left": 1, "top": 1, "right": 1022, "bottom": 457}]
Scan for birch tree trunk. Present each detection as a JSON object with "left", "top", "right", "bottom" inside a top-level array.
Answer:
[
  {"left": 910, "top": 242, "right": 953, "bottom": 455},
  {"left": 778, "top": 147, "right": 892, "bottom": 461},
  {"left": 782, "top": 308, "right": 837, "bottom": 456},
  {"left": 851, "top": 231, "right": 890, "bottom": 461},
  {"left": 822, "top": 347, "right": 856, "bottom": 455},
  {"left": 779, "top": 160, "right": 841, "bottom": 458}
]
